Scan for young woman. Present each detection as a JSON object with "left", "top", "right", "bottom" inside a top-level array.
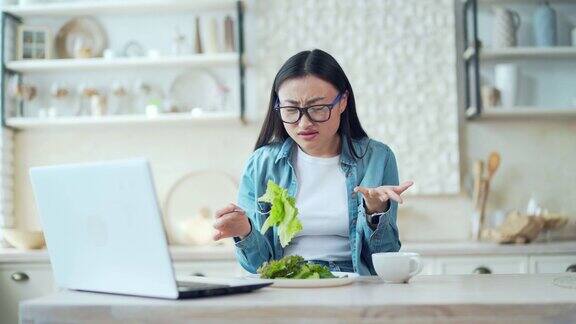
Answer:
[{"left": 213, "top": 49, "right": 413, "bottom": 275}]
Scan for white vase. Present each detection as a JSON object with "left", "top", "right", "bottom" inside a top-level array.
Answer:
[
  {"left": 494, "top": 64, "right": 519, "bottom": 108},
  {"left": 534, "top": 2, "right": 557, "bottom": 47}
]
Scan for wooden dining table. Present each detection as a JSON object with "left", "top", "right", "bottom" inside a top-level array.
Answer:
[{"left": 20, "top": 273, "right": 576, "bottom": 323}]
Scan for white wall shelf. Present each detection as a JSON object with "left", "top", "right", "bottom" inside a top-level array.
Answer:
[
  {"left": 480, "top": 47, "right": 576, "bottom": 60},
  {"left": 475, "top": 107, "right": 576, "bottom": 119},
  {"left": 1, "top": 0, "right": 237, "bottom": 17},
  {"left": 1, "top": 1, "right": 247, "bottom": 121},
  {"left": 462, "top": 1, "right": 576, "bottom": 119},
  {"left": 5, "top": 112, "right": 241, "bottom": 130},
  {"left": 5, "top": 53, "right": 239, "bottom": 73}
]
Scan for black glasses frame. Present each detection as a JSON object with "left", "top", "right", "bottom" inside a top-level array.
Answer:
[{"left": 274, "top": 92, "right": 344, "bottom": 124}]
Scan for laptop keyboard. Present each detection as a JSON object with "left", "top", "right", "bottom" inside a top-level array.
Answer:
[{"left": 176, "top": 280, "right": 231, "bottom": 292}]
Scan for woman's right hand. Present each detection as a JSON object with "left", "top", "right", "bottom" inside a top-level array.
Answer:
[{"left": 212, "top": 203, "right": 252, "bottom": 241}]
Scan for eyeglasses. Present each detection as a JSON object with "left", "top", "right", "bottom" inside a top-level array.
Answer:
[{"left": 274, "top": 92, "right": 344, "bottom": 124}]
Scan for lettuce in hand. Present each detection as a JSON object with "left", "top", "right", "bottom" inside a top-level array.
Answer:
[{"left": 258, "top": 180, "right": 302, "bottom": 247}]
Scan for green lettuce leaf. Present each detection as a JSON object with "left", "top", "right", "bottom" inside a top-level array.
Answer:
[
  {"left": 257, "top": 255, "right": 337, "bottom": 279},
  {"left": 257, "top": 255, "right": 305, "bottom": 279},
  {"left": 258, "top": 180, "right": 302, "bottom": 247}
]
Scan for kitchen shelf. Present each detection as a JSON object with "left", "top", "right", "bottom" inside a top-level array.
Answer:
[
  {"left": 1, "top": 0, "right": 237, "bottom": 17},
  {"left": 0, "top": 1, "right": 247, "bottom": 123},
  {"left": 472, "top": 107, "right": 576, "bottom": 119},
  {"left": 480, "top": 47, "right": 576, "bottom": 60},
  {"left": 5, "top": 53, "right": 239, "bottom": 73},
  {"left": 461, "top": 0, "right": 576, "bottom": 119},
  {"left": 5, "top": 112, "right": 240, "bottom": 129}
]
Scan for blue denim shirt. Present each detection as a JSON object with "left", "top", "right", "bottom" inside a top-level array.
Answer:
[{"left": 233, "top": 135, "right": 401, "bottom": 275}]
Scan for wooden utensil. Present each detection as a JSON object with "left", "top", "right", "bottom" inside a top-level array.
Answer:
[
  {"left": 487, "top": 152, "right": 501, "bottom": 180},
  {"left": 472, "top": 160, "right": 484, "bottom": 210},
  {"left": 477, "top": 179, "right": 490, "bottom": 239},
  {"left": 477, "top": 152, "right": 501, "bottom": 239}
]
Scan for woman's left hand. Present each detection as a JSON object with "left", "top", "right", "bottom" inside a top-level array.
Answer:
[{"left": 354, "top": 181, "right": 414, "bottom": 214}]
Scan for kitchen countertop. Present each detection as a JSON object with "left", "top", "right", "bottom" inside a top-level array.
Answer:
[
  {"left": 2, "top": 241, "right": 576, "bottom": 264},
  {"left": 19, "top": 274, "right": 576, "bottom": 323},
  {"left": 400, "top": 240, "right": 576, "bottom": 256},
  {"left": 0, "top": 245, "right": 236, "bottom": 264}
]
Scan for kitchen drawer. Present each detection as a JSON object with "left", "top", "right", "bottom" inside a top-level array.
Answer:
[
  {"left": 435, "top": 256, "right": 528, "bottom": 275},
  {"left": 174, "top": 261, "right": 242, "bottom": 278},
  {"left": 529, "top": 255, "right": 576, "bottom": 274},
  {"left": 0, "top": 263, "right": 56, "bottom": 324}
]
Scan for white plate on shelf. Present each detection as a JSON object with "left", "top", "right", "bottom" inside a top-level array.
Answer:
[
  {"left": 245, "top": 271, "right": 358, "bottom": 288},
  {"left": 169, "top": 69, "right": 229, "bottom": 113},
  {"left": 55, "top": 17, "right": 107, "bottom": 59}
]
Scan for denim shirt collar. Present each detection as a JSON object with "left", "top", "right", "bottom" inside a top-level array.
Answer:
[{"left": 274, "top": 134, "right": 357, "bottom": 166}]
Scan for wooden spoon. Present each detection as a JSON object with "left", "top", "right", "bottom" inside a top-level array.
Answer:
[
  {"left": 487, "top": 152, "right": 501, "bottom": 181},
  {"left": 477, "top": 152, "right": 500, "bottom": 239}
]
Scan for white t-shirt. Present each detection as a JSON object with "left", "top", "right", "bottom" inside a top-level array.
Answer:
[{"left": 283, "top": 146, "right": 351, "bottom": 261}]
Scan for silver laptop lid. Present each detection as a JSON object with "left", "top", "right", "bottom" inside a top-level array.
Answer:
[{"left": 30, "top": 158, "right": 178, "bottom": 299}]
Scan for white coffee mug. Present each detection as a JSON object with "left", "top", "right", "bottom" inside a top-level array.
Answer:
[{"left": 372, "top": 252, "right": 423, "bottom": 283}]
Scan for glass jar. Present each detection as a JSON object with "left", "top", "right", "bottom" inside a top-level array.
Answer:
[
  {"left": 108, "top": 81, "right": 131, "bottom": 115},
  {"left": 49, "top": 82, "right": 73, "bottom": 116}
]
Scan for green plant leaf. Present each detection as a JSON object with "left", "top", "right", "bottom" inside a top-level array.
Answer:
[
  {"left": 257, "top": 255, "right": 336, "bottom": 279},
  {"left": 258, "top": 180, "right": 302, "bottom": 247}
]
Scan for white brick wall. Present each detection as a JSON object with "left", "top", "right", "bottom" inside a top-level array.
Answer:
[
  {"left": 252, "top": 0, "right": 460, "bottom": 194},
  {"left": 0, "top": 127, "right": 14, "bottom": 245}
]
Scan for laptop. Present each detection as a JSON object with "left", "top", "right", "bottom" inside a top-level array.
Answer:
[{"left": 29, "top": 158, "right": 271, "bottom": 299}]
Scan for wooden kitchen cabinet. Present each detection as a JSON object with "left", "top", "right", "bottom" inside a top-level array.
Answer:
[
  {"left": 529, "top": 255, "right": 576, "bottom": 274},
  {"left": 0, "top": 263, "right": 56, "bottom": 324},
  {"left": 434, "top": 256, "right": 528, "bottom": 275}
]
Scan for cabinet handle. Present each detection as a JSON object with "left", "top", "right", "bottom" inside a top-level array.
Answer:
[
  {"left": 473, "top": 266, "right": 492, "bottom": 274},
  {"left": 11, "top": 272, "right": 29, "bottom": 282},
  {"left": 566, "top": 264, "right": 576, "bottom": 273},
  {"left": 192, "top": 272, "right": 205, "bottom": 277}
]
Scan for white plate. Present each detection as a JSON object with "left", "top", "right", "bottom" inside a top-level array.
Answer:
[
  {"left": 162, "top": 170, "right": 237, "bottom": 245},
  {"left": 169, "top": 69, "right": 229, "bottom": 113},
  {"left": 55, "top": 17, "right": 107, "bottom": 59},
  {"left": 246, "top": 271, "right": 358, "bottom": 288}
]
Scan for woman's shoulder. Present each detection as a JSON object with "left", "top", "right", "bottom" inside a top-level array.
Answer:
[
  {"left": 246, "top": 142, "right": 285, "bottom": 166},
  {"left": 352, "top": 137, "right": 398, "bottom": 179},
  {"left": 351, "top": 137, "right": 395, "bottom": 159}
]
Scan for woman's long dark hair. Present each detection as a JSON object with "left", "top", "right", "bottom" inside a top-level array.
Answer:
[{"left": 254, "top": 49, "right": 368, "bottom": 159}]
